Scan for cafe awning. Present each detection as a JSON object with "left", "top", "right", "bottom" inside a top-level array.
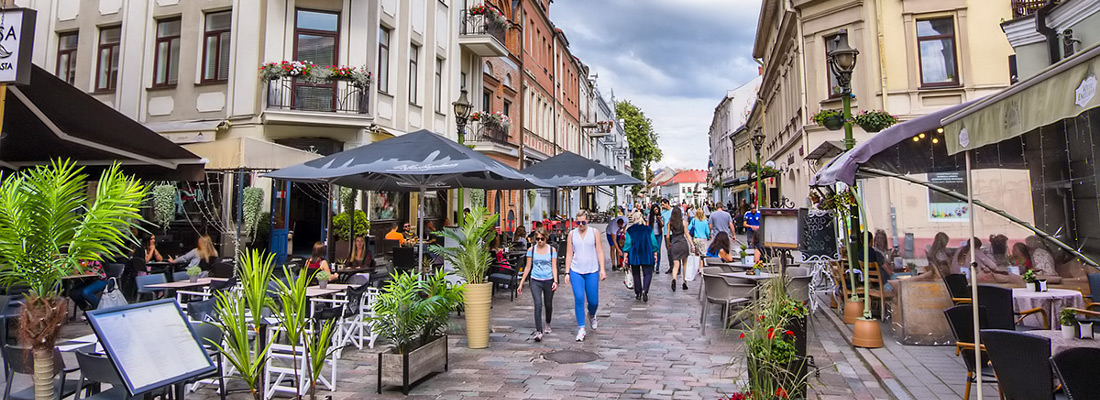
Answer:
[
  {"left": 0, "top": 66, "right": 206, "bottom": 180},
  {"left": 942, "top": 41, "right": 1100, "bottom": 155},
  {"left": 184, "top": 137, "right": 321, "bottom": 171}
]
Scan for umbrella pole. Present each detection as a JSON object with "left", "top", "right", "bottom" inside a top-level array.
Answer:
[
  {"left": 418, "top": 186, "right": 425, "bottom": 275},
  {"left": 966, "top": 151, "right": 982, "bottom": 398}
]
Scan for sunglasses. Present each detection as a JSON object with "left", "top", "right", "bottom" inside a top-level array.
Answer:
[
  {"left": 536, "top": 237, "right": 546, "bottom": 241},
  {"left": 576, "top": 221, "right": 587, "bottom": 226}
]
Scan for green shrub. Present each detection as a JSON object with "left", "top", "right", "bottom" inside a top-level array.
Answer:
[{"left": 333, "top": 210, "right": 369, "bottom": 242}]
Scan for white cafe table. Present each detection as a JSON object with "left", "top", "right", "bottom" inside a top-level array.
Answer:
[{"left": 720, "top": 271, "right": 775, "bottom": 282}]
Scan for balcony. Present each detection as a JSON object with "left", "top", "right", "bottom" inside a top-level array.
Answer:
[
  {"left": 265, "top": 78, "right": 370, "bottom": 115},
  {"left": 459, "top": 9, "right": 509, "bottom": 57},
  {"left": 474, "top": 122, "right": 511, "bottom": 144},
  {"left": 1011, "top": 0, "right": 1047, "bottom": 18}
]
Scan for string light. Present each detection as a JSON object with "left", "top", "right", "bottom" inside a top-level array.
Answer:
[
  {"left": 919, "top": 133, "right": 926, "bottom": 139},
  {"left": 932, "top": 138, "right": 939, "bottom": 144},
  {"left": 913, "top": 136, "right": 920, "bottom": 142},
  {"left": 937, "top": 128, "right": 944, "bottom": 133}
]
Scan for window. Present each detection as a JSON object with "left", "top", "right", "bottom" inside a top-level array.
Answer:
[
  {"left": 434, "top": 57, "right": 444, "bottom": 111},
  {"left": 824, "top": 32, "right": 844, "bottom": 98},
  {"left": 378, "top": 27, "right": 391, "bottom": 93},
  {"left": 95, "top": 26, "right": 121, "bottom": 91},
  {"left": 483, "top": 90, "right": 492, "bottom": 112},
  {"left": 294, "top": 9, "right": 339, "bottom": 110},
  {"left": 917, "top": 17, "right": 959, "bottom": 87},
  {"left": 153, "top": 18, "right": 181, "bottom": 86},
  {"left": 56, "top": 32, "right": 78, "bottom": 85},
  {"left": 409, "top": 44, "right": 420, "bottom": 105},
  {"left": 503, "top": 100, "right": 511, "bottom": 120},
  {"left": 202, "top": 11, "right": 232, "bottom": 82}
]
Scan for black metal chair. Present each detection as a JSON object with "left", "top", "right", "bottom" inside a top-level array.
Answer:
[
  {"left": 2, "top": 345, "right": 82, "bottom": 400},
  {"left": 943, "top": 305, "right": 995, "bottom": 400},
  {"left": 1051, "top": 347, "right": 1100, "bottom": 400},
  {"left": 487, "top": 253, "right": 520, "bottom": 301},
  {"left": 391, "top": 247, "right": 417, "bottom": 275},
  {"left": 210, "top": 262, "right": 235, "bottom": 279},
  {"left": 980, "top": 329, "right": 1064, "bottom": 400},
  {"left": 73, "top": 350, "right": 132, "bottom": 400},
  {"left": 943, "top": 273, "right": 971, "bottom": 304},
  {"left": 977, "top": 284, "right": 1048, "bottom": 330}
]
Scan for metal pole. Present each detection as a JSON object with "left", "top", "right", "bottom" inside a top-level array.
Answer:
[
  {"left": 418, "top": 186, "right": 426, "bottom": 273},
  {"left": 966, "top": 151, "right": 982, "bottom": 398},
  {"left": 755, "top": 150, "right": 762, "bottom": 209},
  {"left": 457, "top": 121, "right": 465, "bottom": 222},
  {"left": 235, "top": 169, "right": 243, "bottom": 258},
  {"left": 842, "top": 93, "right": 855, "bottom": 150}
]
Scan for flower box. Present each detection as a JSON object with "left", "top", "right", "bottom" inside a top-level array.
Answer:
[{"left": 376, "top": 335, "right": 449, "bottom": 395}]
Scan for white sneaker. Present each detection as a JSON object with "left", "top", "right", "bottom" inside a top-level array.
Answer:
[
  {"left": 589, "top": 315, "right": 598, "bottom": 330},
  {"left": 533, "top": 332, "right": 543, "bottom": 342},
  {"left": 544, "top": 324, "right": 552, "bottom": 334},
  {"left": 575, "top": 328, "right": 586, "bottom": 342}
]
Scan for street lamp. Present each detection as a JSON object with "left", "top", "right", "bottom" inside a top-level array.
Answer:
[
  {"left": 452, "top": 89, "right": 472, "bottom": 218},
  {"left": 751, "top": 130, "right": 765, "bottom": 209},
  {"left": 452, "top": 89, "right": 472, "bottom": 143},
  {"left": 827, "top": 30, "right": 859, "bottom": 150}
]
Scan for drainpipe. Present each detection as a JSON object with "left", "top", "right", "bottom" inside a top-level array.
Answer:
[
  {"left": 873, "top": 0, "right": 888, "bottom": 111},
  {"left": 515, "top": 1, "right": 526, "bottom": 228},
  {"left": 1036, "top": 1, "right": 1061, "bottom": 65}
]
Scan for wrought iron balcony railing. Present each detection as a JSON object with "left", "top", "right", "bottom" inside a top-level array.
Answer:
[
  {"left": 265, "top": 78, "right": 370, "bottom": 114},
  {"left": 1012, "top": 0, "right": 1048, "bottom": 18},
  {"left": 459, "top": 9, "right": 507, "bottom": 45}
]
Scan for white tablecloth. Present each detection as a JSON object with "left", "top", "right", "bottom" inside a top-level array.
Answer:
[{"left": 1012, "top": 288, "right": 1084, "bottom": 329}]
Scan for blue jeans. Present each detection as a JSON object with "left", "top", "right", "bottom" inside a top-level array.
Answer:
[
  {"left": 78, "top": 280, "right": 107, "bottom": 309},
  {"left": 570, "top": 271, "right": 599, "bottom": 328}
]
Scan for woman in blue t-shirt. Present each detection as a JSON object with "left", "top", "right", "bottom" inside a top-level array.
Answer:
[{"left": 517, "top": 228, "right": 558, "bottom": 342}]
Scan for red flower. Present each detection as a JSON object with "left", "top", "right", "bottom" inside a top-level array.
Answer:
[
  {"left": 758, "top": 315, "right": 766, "bottom": 321},
  {"left": 785, "top": 330, "right": 794, "bottom": 336},
  {"left": 768, "top": 328, "right": 776, "bottom": 340},
  {"left": 739, "top": 333, "right": 745, "bottom": 339},
  {"left": 776, "top": 387, "right": 788, "bottom": 398}
]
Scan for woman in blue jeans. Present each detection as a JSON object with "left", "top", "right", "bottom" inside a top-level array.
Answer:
[
  {"left": 516, "top": 228, "right": 558, "bottom": 342},
  {"left": 564, "top": 211, "right": 606, "bottom": 342}
]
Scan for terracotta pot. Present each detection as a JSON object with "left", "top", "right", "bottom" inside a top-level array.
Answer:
[
  {"left": 464, "top": 283, "right": 492, "bottom": 349},
  {"left": 843, "top": 300, "right": 863, "bottom": 324},
  {"left": 852, "top": 318, "right": 884, "bottom": 348}
]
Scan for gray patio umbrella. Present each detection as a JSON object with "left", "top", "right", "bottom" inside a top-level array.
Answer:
[
  {"left": 522, "top": 151, "right": 642, "bottom": 187},
  {"left": 264, "top": 129, "right": 553, "bottom": 271}
]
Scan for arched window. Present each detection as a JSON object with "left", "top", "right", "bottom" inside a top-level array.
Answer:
[
  {"left": 483, "top": 61, "right": 493, "bottom": 75},
  {"left": 504, "top": 73, "right": 512, "bottom": 87}
]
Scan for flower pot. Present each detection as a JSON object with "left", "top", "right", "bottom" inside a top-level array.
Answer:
[
  {"left": 852, "top": 317, "right": 884, "bottom": 348},
  {"left": 861, "top": 124, "right": 883, "bottom": 133},
  {"left": 1025, "top": 282, "right": 1036, "bottom": 291},
  {"left": 843, "top": 299, "right": 863, "bottom": 324},
  {"left": 464, "top": 282, "right": 492, "bottom": 349},
  {"left": 1062, "top": 324, "right": 1077, "bottom": 340},
  {"left": 319, "top": 280, "right": 328, "bottom": 289},
  {"left": 188, "top": 275, "right": 199, "bottom": 283},
  {"left": 822, "top": 115, "right": 845, "bottom": 131},
  {"left": 376, "top": 335, "right": 448, "bottom": 395},
  {"left": 747, "top": 355, "right": 809, "bottom": 399}
]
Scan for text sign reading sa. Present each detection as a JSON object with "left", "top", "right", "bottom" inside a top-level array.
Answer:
[{"left": 0, "top": 8, "right": 35, "bottom": 85}]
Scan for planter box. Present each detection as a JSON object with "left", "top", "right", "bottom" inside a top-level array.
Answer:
[
  {"left": 748, "top": 355, "right": 810, "bottom": 399},
  {"left": 377, "top": 335, "right": 449, "bottom": 394}
]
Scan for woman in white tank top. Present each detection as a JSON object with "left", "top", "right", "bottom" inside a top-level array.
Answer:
[{"left": 564, "top": 211, "right": 606, "bottom": 342}]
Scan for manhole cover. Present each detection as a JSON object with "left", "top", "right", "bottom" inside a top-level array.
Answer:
[{"left": 543, "top": 350, "right": 599, "bottom": 364}]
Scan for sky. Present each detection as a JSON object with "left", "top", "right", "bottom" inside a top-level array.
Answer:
[{"left": 552, "top": 0, "right": 763, "bottom": 170}]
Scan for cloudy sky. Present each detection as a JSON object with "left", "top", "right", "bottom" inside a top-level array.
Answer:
[{"left": 552, "top": 0, "right": 762, "bottom": 170}]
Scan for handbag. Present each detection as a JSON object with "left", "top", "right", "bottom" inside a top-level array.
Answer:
[
  {"left": 684, "top": 255, "right": 701, "bottom": 282},
  {"left": 96, "top": 278, "right": 128, "bottom": 310},
  {"left": 688, "top": 218, "right": 696, "bottom": 237},
  {"left": 623, "top": 270, "right": 634, "bottom": 290}
]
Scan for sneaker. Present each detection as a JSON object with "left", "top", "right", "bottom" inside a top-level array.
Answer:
[
  {"left": 575, "top": 328, "right": 586, "bottom": 342},
  {"left": 533, "top": 332, "right": 543, "bottom": 342},
  {"left": 544, "top": 324, "right": 552, "bottom": 334},
  {"left": 590, "top": 315, "right": 598, "bottom": 330}
]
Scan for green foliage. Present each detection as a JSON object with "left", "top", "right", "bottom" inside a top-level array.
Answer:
[
  {"left": 340, "top": 187, "right": 355, "bottom": 212},
  {"left": 186, "top": 265, "right": 202, "bottom": 277},
  {"left": 333, "top": 210, "right": 369, "bottom": 242},
  {"left": 211, "top": 289, "right": 271, "bottom": 399},
  {"left": 734, "top": 269, "right": 811, "bottom": 399},
  {"left": 369, "top": 270, "right": 465, "bottom": 353},
  {"left": 242, "top": 187, "right": 264, "bottom": 237},
  {"left": 251, "top": 212, "right": 272, "bottom": 248},
  {"left": 741, "top": 162, "right": 779, "bottom": 177},
  {"left": 811, "top": 108, "right": 844, "bottom": 125},
  {"left": 470, "top": 188, "right": 486, "bottom": 207},
  {"left": 853, "top": 110, "right": 898, "bottom": 132},
  {"left": 1061, "top": 308, "right": 1077, "bottom": 326},
  {"left": 151, "top": 184, "right": 177, "bottom": 227},
  {"left": 305, "top": 317, "right": 337, "bottom": 396},
  {"left": 236, "top": 249, "right": 275, "bottom": 327},
  {"left": 616, "top": 100, "right": 662, "bottom": 191},
  {"left": 430, "top": 206, "right": 497, "bottom": 285},
  {"left": 0, "top": 160, "right": 147, "bottom": 297},
  {"left": 1022, "top": 269, "right": 1037, "bottom": 284},
  {"left": 315, "top": 269, "right": 331, "bottom": 282}
]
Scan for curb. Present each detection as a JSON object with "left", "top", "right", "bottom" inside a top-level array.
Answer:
[{"left": 817, "top": 306, "right": 913, "bottom": 400}]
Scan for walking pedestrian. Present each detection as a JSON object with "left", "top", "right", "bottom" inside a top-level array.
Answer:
[
  {"left": 564, "top": 211, "right": 606, "bottom": 342},
  {"left": 743, "top": 204, "right": 761, "bottom": 247},
  {"left": 667, "top": 207, "right": 692, "bottom": 292},
  {"left": 689, "top": 209, "right": 710, "bottom": 256},
  {"left": 649, "top": 203, "right": 665, "bottom": 271},
  {"left": 623, "top": 213, "right": 658, "bottom": 302},
  {"left": 660, "top": 199, "right": 674, "bottom": 273},
  {"left": 517, "top": 228, "right": 558, "bottom": 342}
]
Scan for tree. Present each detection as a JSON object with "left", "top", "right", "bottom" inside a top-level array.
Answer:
[{"left": 615, "top": 100, "right": 662, "bottom": 196}]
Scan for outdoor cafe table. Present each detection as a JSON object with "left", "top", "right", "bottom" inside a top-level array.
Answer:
[
  {"left": 1021, "top": 329, "right": 1100, "bottom": 355},
  {"left": 720, "top": 271, "right": 776, "bottom": 282},
  {"left": 707, "top": 261, "right": 753, "bottom": 273},
  {"left": 145, "top": 277, "right": 228, "bottom": 290},
  {"left": 1013, "top": 288, "right": 1084, "bottom": 329}
]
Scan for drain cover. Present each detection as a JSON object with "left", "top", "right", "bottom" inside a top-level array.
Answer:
[{"left": 543, "top": 350, "right": 599, "bottom": 364}]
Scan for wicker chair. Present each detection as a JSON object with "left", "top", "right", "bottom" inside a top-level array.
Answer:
[
  {"left": 1051, "top": 347, "right": 1100, "bottom": 400},
  {"left": 943, "top": 273, "right": 972, "bottom": 304},
  {"left": 980, "top": 329, "right": 1063, "bottom": 400},
  {"left": 943, "top": 305, "right": 995, "bottom": 400}
]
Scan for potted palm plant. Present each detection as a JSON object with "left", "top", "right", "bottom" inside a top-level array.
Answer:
[
  {"left": 371, "top": 270, "right": 464, "bottom": 394},
  {"left": 0, "top": 160, "right": 147, "bottom": 400},
  {"left": 430, "top": 206, "right": 497, "bottom": 349}
]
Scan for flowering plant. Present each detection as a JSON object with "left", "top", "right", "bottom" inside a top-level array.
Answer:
[
  {"left": 470, "top": 110, "right": 512, "bottom": 130},
  {"left": 259, "top": 61, "right": 372, "bottom": 88},
  {"left": 468, "top": 3, "right": 510, "bottom": 27},
  {"left": 811, "top": 109, "right": 844, "bottom": 126},
  {"left": 852, "top": 110, "right": 898, "bottom": 133},
  {"left": 733, "top": 273, "right": 810, "bottom": 399}
]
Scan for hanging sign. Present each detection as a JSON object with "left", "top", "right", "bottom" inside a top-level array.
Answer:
[{"left": 0, "top": 8, "right": 35, "bottom": 85}]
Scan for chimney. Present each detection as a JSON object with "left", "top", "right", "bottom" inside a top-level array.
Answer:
[{"left": 758, "top": 65, "right": 763, "bottom": 75}]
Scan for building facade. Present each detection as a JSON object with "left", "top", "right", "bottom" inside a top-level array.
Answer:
[{"left": 708, "top": 75, "right": 761, "bottom": 205}]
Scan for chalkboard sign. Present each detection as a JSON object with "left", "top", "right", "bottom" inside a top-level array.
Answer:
[{"left": 798, "top": 208, "right": 840, "bottom": 262}]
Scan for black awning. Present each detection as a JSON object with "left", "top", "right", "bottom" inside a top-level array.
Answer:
[{"left": 0, "top": 66, "right": 205, "bottom": 180}]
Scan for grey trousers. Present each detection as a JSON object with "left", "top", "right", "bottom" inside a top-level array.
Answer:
[{"left": 530, "top": 278, "right": 554, "bottom": 332}]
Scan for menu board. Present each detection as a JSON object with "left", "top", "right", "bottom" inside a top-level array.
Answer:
[
  {"left": 87, "top": 299, "right": 215, "bottom": 396},
  {"left": 761, "top": 208, "right": 799, "bottom": 249},
  {"left": 798, "top": 208, "right": 840, "bottom": 262}
]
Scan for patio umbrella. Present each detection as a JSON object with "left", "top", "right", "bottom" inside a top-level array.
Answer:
[
  {"left": 522, "top": 151, "right": 641, "bottom": 221},
  {"left": 264, "top": 129, "right": 554, "bottom": 271}
]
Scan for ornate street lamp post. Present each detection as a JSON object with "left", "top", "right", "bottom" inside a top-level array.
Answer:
[
  {"left": 452, "top": 89, "right": 472, "bottom": 218},
  {"left": 827, "top": 30, "right": 859, "bottom": 150},
  {"left": 750, "top": 130, "right": 765, "bottom": 209}
]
